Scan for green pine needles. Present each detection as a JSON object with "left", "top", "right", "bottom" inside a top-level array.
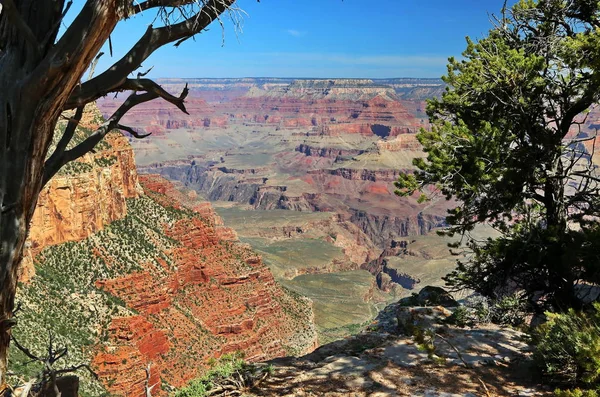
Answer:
[{"left": 534, "top": 303, "right": 600, "bottom": 394}]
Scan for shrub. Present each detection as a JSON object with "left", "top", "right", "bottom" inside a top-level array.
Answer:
[
  {"left": 445, "top": 305, "right": 475, "bottom": 327},
  {"left": 554, "top": 388, "right": 599, "bottom": 397},
  {"left": 464, "top": 295, "right": 492, "bottom": 323},
  {"left": 175, "top": 352, "right": 246, "bottom": 397},
  {"left": 446, "top": 294, "right": 527, "bottom": 327},
  {"left": 534, "top": 303, "right": 600, "bottom": 386},
  {"left": 490, "top": 294, "right": 527, "bottom": 326},
  {"left": 175, "top": 352, "right": 271, "bottom": 397}
]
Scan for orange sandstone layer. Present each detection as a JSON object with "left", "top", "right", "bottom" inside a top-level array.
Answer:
[{"left": 22, "top": 132, "right": 141, "bottom": 282}]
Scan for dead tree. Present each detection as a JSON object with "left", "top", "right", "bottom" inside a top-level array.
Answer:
[
  {"left": 0, "top": 0, "right": 246, "bottom": 388},
  {"left": 10, "top": 332, "right": 97, "bottom": 396},
  {"left": 144, "top": 362, "right": 156, "bottom": 397}
]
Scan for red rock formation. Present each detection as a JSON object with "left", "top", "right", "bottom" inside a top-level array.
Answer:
[
  {"left": 24, "top": 109, "right": 315, "bottom": 396},
  {"left": 97, "top": 83, "right": 422, "bottom": 140},
  {"left": 225, "top": 95, "right": 420, "bottom": 136},
  {"left": 88, "top": 175, "right": 316, "bottom": 396}
]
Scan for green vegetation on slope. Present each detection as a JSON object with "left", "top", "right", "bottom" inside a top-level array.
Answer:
[
  {"left": 282, "top": 270, "right": 388, "bottom": 344},
  {"left": 11, "top": 195, "right": 186, "bottom": 395}
]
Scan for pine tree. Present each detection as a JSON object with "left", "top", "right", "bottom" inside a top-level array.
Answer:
[{"left": 396, "top": 0, "right": 600, "bottom": 312}]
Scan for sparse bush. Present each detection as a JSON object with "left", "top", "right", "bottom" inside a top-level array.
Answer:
[
  {"left": 446, "top": 294, "right": 527, "bottom": 327},
  {"left": 445, "top": 305, "right": 474, "bottom": 327},
  {"left": 534, "top": 303, "right": 600, "bottom": 387},
  {"left": 464, "top": 295, "right": 492, "bottom": 323},
  {"left": 489, "top": 294, "right": 527, "bottom": 326},
  {"left": 175, "top": 352, "right": 271, "bottom": 397}
]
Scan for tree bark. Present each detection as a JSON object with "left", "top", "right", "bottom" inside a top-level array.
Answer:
[
  {"left": 0, "top": 73, "right": 66, "bottom": 388},
  {"left": 0, "top": 92, "right": 49, "bottom": 390},
  {"left": 0, "top": 0, "right": 120, "bottom": 388},
  {"left": 0, "top": 210, "right": 27, "bottom": 388}
]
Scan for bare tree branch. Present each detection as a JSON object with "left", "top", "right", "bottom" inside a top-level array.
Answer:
[
  {"left": 122, "top": 78, "right": 189, "bottom": 114},
  {"left": 117, "top": 124, "right": 152, "bottom": 139},
  {"left": 11, "top": 331, "right": 99, "bottom": 393},
  {"left": 19, "top": 379, "right": 34, "bottom": 397},
  {"left": 45, "top": 106, "right": 85, "bottom": 174},
  {"left": 11, "top": 336, "right": 38, "bottom": 362},
  {"left": 87, "top": 52, "right": 105, "bottom": 81},
  {"left": 39, "top": 0, "right": 73, "bottom": 51},
  {"left": 54, "top": 364, "right": 98, "bottom": 379},
  {"left": 43, "top": 84, "right": 188, "bottom": 185},
  {"left": 65, "top": 0, "right": 236, "bottom": 109},
  {"left": 130, "top": 0, "right": 198, "bottom": 16}
]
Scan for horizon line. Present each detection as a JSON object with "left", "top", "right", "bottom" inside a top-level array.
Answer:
[{"left": 153, "top": 76, "right": 445, "bottom": 81}]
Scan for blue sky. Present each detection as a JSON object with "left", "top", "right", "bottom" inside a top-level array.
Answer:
[{"left": 91, "top": 0, "right": 513, "bottom": 79}]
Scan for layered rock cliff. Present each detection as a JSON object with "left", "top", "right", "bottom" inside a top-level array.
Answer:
[
  {"left": 29, "top": 132, "right": 141, "bottom": 249},
  {"left": 349, "top": 208, "right": 446, "bottom": 247},
  {"left": 14, "top": 108, "right": 317, "bottom": 397},
  {"left": 146, "top": 161, "right": 448, "bottom": 270}
]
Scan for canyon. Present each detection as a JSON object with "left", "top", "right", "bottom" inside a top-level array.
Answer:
[
  {"left": 14, "top": 106, "right": 316, "bottom": 396},
  {"left": 96, "top": 78, "right": 458, "bottom": 343},
  {"left": 14, "top": 77, "right": 582, "bottom": 395}
]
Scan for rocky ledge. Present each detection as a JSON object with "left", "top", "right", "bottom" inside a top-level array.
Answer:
[{"left": 246, "top": 287, "right": 549, "bottom": 397}]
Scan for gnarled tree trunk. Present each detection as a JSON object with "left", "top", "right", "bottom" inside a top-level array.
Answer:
[
  {"left": 0, "top": 0, "right": 120, "bottom": 388},
  {"left": 0, "top": 0, "right": 238, "bottom": 389}
]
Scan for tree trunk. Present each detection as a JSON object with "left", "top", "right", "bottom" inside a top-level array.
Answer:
[
  {"left": 0, "top": 47, "right": 48, "bottom": 392},
  {"left": 0, "top": 84, "right": 56, "bottom": 388},
  {"left": 544, "top": 155, "right": 575, "bottom": 310},
  {"left": 0, "top": 1, "right": 120, "bottom": 387},
  {"left": 0, "top": 210, "right": 29, "bottom": 388}
]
